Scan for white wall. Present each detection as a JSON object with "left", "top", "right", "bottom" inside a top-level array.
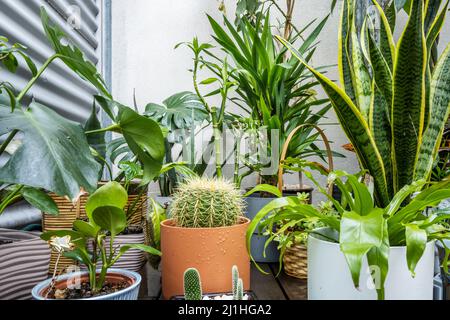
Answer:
[{"left": 111, "top": 0, "right": 450, "bottom": 198}]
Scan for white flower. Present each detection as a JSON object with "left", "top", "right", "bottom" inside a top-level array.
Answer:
[{"left": 49, "top": 236, "right": 74, "bottom": 253}]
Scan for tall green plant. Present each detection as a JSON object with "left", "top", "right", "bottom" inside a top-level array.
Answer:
[
  {"left": 208, "top": 13, "right": 339, "bottom": 185},
  {"left": 278, "top": 0, "right": 450, "bottom": 207}
]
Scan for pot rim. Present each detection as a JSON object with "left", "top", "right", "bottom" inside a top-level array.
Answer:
[
  {"left": 161, "top": 217, "right": 250, "bottom": 231},
  {"left": 31, "top": 268, "right": 141, "bottom": 301},
  {"left": 309, "top": 227, "right": 436, "bottom": 250}
]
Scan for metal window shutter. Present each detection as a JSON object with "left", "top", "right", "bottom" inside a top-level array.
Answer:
[{"left": 0, "top": 0, "right": 102, "bottom": 122}]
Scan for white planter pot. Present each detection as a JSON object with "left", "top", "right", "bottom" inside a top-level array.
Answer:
[{"left": 308, "top": 228, "right": 435, "bottom": 300}]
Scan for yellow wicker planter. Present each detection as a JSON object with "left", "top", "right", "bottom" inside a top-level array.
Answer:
[{"left": 42, "top": 189, "right": 147, "bottom": 274}]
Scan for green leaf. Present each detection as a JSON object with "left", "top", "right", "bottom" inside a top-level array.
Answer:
[
  {"left": 40, "top": 7, "right": 111, "bottom": 98},
  {"left": 22, "top": 187, "right": 59, "bottom": 216},
  {"left": 64, "top": 248, "right": 92, "bottom": 267},
  {"left": 338, "top": 0, "right": 356, "bottom": 102},
  {"left": 84, "top": 100, "right": 106, "bottom": 176},
  {"left": 119, "top": 243, "right": 162, "bottom": 257},
  {"left": 415, "top": 44, "right": 450, "bottom": 181},
  {"left": 367, "top": 219, "right": 390, "bottom": 300},
  {"left": 340, "top": 209, "right": 385, "bottom": 288},
  {"left": 370, "top": 0, "right": 396, "bottom": 71},
  {"left": 117, "top": 106, "right": 165, "bottom": 185},
  {"left": 145, "top": 91, "right": 207, "bottom": 131},
  {"left": 243, "top": 184, "right": 282, "bottom": 198},
  {"left": 405, "top": 224, "right": 427, "bottom": 276},
  {"left": 73, "top": 220, "right": 99, "bottom": 238},
  {"left": 0, "top": 102, "right": 101, "bottom": 200},
  {"left": 391, "top": 0, "right": 427, "bottom": 193},
  {"left": 91, "top": 206, "right": 127, "bottom": 237},
  {"left": 148, "top": 198, "right": 166, "bottom": 249},
  {"left": 85, "top": 181, "right": 128, "bottom": 220}
]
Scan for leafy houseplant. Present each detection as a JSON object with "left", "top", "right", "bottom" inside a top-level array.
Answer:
[
  {"left": 33, "top": 182, "right": 161, "bottom": 300},
  {"left": 248, "top": 169, "right": 450, "bottom": 300},
  {"left": 160, "top": 177, "right": 250, "bottom": 299},
  {"left": 145, "top": 92, "right": 207, "bottom": 196},
  {"left": 278, "top": 0, "right": 450, "bottom": 208},
  {"left": 207, "top": 12, "right": 339, "bottom": 188},
  {"left": 0, "top": 7, "right": 110, "bottom": 216}
]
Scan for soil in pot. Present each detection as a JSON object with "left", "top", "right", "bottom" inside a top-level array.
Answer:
[{"left": 41, "top": 273, "right": 134, "bottom": 300}]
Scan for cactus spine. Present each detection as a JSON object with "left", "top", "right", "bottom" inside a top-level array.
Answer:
[
  {"left": 184, "top": 268, "right": 202, "bottom": 300},
  {"left": 171, "top": 177, "right": 244, "bottom": 228}
]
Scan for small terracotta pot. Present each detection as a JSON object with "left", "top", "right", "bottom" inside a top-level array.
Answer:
[{"left": 161, "top": 217, "right": 251, "bottom": 300}]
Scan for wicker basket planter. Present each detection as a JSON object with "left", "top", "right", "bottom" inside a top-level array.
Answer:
[
  {"left": 283, "top": 243, "right": 307, "bottom": 280},
  {"left": 42, "top": 187, "right": 147, "bottom": 274},
  {"left": 0, "top": 229, "right": 51, "bottom": 300}
]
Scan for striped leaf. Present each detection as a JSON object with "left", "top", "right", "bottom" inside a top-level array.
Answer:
[
  {"left": 415, "top": 44, "right": 450, "bottom": 181},
  {"left": 426, "top": 1, "right": 449, "bottom": 57},
  {"left": 370, "top": 83, "right": 393, "bottom": 199},
  {"left": 277, "top": 36, "right": 390, "bottom": 207},
  {"left": 350, "top": 19, "right": 372, "bottom": 121},
  {"left": 338, "top": 0, "right": 356, "bottom": 103},
  {"left": 391, "top": 0, "right": 427, "bottom": 193},
  {"left": 371, "top": 0, "right": 396, "bottom": 71}
]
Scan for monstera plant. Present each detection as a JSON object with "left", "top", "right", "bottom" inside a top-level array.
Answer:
[
  {"left": 278, "top": 0, "right": 450, "bottom": 208},
  {"left": 0, "top": 7, "right": 165, "bottom": 215}
]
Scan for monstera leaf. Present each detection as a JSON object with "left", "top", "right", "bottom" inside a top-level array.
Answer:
[
  {"left": 0, "top": 102, "right": 101, "bottom": 201},
  {"left": 40, "top": 7, "right": 111, "bottom": 98},
  {"left": 145, "top": 91, "right": 207, "bottom": 132},
  {"left": 95, "top": 96, "right": 165, "bottom": 184}
]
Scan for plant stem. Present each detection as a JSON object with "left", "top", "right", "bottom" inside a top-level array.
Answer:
[
  {"left": 0, "top": 185, "right": 24, "bottom": 214},
  {"left": 211, "top": 108, "right": 223, "bottom": 178},
  {"left": 85, "top": 124, "right": 121, "bottom": 135},
  {"left": 0, "top": 130, "right": 18, "bottom": 157}
]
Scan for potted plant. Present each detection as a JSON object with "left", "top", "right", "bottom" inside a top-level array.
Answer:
[
  {"left": 32, "top": 182, "right": 161, "bottom": 300},
  {"left": 249, "top": 168, "right": 450, "bottom": 300},
  {"left": 272, "top": 0, "right": 450, "bottom": 299},
  {"left": 175, "top": 266, "right": 255, "bottom": 300},
  {"left": 160, "top": 177, "right": 250, "bottom": 299},
  {"left": 205, "top": 7, "right": 344, "bottom": 262}
]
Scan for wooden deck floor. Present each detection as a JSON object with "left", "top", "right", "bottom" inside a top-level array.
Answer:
[{"left": 138, "top": 263, "right": 307, "bottom": 300}]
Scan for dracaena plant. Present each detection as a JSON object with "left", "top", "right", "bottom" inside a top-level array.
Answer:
[
  {"left": 247, "top": 166, "right": 450, "bottom": 300},
  {"left": 207, "top": 12, "right": 341, "bottom": 186},
  {"left": 277, "top": 0, "right": 450, "bottom": 207},
  {"left": 41, "top": 182, "right": 161, "bottom": 295}
]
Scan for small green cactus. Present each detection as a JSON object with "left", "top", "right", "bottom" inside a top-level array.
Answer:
[
  {"left": 232, "top": 265, "right": 239, "bottom": 298},
  {"left": 232, "top": 265, "right": 245, "bottom": 300},
  {"left": 184, "top": 268, "right": 202, "bottom": 300},
  {"left": 171, "top": 178, "right": 244, "bottom": 228}
]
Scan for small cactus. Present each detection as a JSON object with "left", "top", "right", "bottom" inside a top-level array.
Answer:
[
  {"left": 232, "top": 265, "right": 239, "bottom": 298},
  {"left": 232, "top": 265, "right": 244, "bottom": 300},
  {"left": 184, "top": 268, "right": 202, "bottom": 300},
  {"left": 171, "top": 177, "right": 244, "bottom": 228},
  {"left": 235, "top": 279, "right": 244, "bottom": 300}
]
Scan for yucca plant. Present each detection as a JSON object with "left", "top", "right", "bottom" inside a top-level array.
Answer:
[{"left": 278, "top": 0, "right": 450, "bottom": 207}]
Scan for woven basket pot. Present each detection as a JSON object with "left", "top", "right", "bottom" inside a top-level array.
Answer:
[
  {"left": 0, "top": 229, "right": 51, "bottom": 300},
  {"left": 283, "top": 243, "right": 308, "bottom": 280},
  {"left": 42, "top": 186, "right": 147, "bottom": 274}
]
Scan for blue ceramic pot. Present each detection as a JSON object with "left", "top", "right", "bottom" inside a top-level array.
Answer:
[{"left": 31, "top": 269, "right": 141, "bottom": 300}]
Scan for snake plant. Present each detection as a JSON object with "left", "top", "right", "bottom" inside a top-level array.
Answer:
[{"left": 277, "top": 0, "right": 450, "bottom": 207}]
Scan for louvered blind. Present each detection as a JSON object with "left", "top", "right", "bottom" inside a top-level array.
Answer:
[{"left": 0, "top": 0, "right": 103, "bottom": 122}]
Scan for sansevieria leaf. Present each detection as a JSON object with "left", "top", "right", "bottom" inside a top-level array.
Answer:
[
  {"left": 415, "top": 44, "right": 450, "bottom": 181},
  {"left": 391, "top": 0, "right": 427, "bottom": 193},
  {"left": 371, "top": 0, "right": 396, "bottom": 71},
  {"left": 338, "top": 0, "right": 356, "bottom": 103}
]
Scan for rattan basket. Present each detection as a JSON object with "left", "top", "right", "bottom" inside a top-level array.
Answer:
[
  {"left": 277, "top": 124, "right": 334, "bottom": 280},
  {"left": 42, "top": 187, "right": 147, "bottom": 274},
  {"left": 283, "top": 244, "right": 308, "bottom": 279}
]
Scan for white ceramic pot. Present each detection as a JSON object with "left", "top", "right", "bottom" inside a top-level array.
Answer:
[{"left": 308, "top": 228, "right": 435, "bottom": 300}]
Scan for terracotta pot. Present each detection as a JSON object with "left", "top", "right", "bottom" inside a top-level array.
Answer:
[
  {"left": 32, "top": 269, "right": 141, "bottom": 300},
  {"left": 161, "top": 217, "right": 251, "bottom": 300}
]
